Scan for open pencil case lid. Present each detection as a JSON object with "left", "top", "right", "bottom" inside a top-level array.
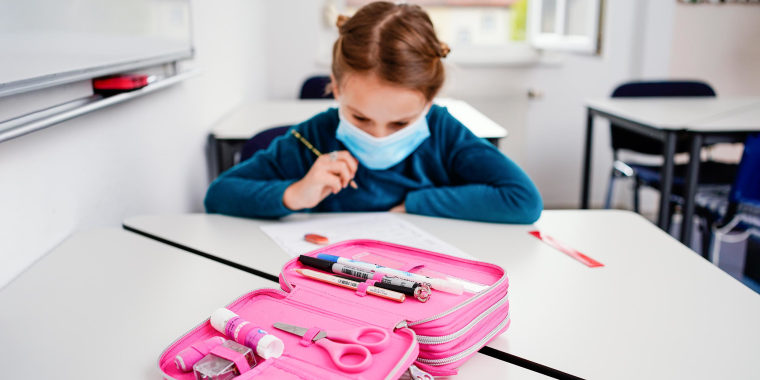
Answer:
[{"left": 158, "top": 239, "right": 509, "bottom": 379}]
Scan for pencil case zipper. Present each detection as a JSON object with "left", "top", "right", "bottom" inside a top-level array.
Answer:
[
  {"left": 414, "top": 291, "right": 509, "bottom": 345},
  {"left": 393, "top": 273, "right": 506, "bottom": 329},
  {"left": 414, "top": 313, "right": 510, "bottom": 366},
  {"left": 384, "top": 330, "right": 420, "bottom": 380}
]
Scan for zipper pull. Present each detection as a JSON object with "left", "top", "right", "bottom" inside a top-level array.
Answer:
[
  {"left": 407, "top": 364, "right": 434, "bottom": 380},
  {"left": 395, "top": 320, "right": 408, "bottom": 330}
]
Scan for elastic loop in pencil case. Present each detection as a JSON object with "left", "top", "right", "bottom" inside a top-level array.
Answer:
[
  {"left": 355, "top": 279, "right": 377, "bottom": 297},
  {"left": 299, "top": 327, "right": 321, "bottom": 347},
  {"left": 210, "top": 344, "right": 251, "bottom": 373}
]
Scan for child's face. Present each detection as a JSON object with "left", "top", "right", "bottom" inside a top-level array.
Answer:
[{"left": 332, "top": 72, "right": 430, "bottom": 138}]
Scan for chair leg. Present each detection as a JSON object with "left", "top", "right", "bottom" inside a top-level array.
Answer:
[
  {"left": 604, "top": 169, "right": 616, "bottom": 209},
  {"left": 633, "top": 178, "right": 641, "bottom": 213},
  {"left": 711, "top": 229, "right": 724, "bottom": 266},
  {"left": 668, "top": 202, "right": 678, "bottom": 236},
  {"left": 700, "top": 216, "right": 714, "bottom": 260}
]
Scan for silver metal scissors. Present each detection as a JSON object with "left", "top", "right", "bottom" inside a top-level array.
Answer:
[{"left": 272, "top": 322, "right": 390, "bottom": 373}]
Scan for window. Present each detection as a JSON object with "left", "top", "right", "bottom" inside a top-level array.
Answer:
[
  {"left": 528, "top": 0, "right": 602, "bottom": 54},
  {"left": 338, "top": 0, "right": 604, "bottom": 64},
  {"left": 344, "top": 0, "right": 536, "bottom": 65}
]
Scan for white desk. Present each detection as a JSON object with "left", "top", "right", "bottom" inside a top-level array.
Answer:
[
  {"left": 582, "top": 96, "right": 760, "bottom": 246},
  {"left": 124, "top": 210, "right": 760, "bottom": 379},
  {"left": 690, "top": 102, "right": 760, "bottom": 131},
  {"left": 0, "top": 229, "right": 272, "bottom": 379},
  {"left": 209, "top": 98, "right": 508, "bottom": 176},
  {"left": 0, "top": 229, "right": 538, "bottom": 379},
  {"left": 584, "top": 97, "right": 760, "bottom": 130}
]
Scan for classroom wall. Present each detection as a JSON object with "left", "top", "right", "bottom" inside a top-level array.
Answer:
[
  {"left": 669, "top": 3, "right": 760, "bottom": 96},
  {"left": 262, "top": 0, "right": 674, "bottom": 210},
  {"left": 0, "top": 0, "right": 267, "bottom": 288}
]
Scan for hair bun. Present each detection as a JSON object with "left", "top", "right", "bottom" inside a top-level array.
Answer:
[
  {"left": 336, "top": 14, "right": 350, "bottom": 29},
  {"left": 439, "top": 42, "right": 450, "bottom": 58}
]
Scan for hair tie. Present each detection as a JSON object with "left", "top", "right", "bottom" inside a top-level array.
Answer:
[
  {"left": 336, "top": 14, "right": 350, "bottom": 29},
  {"left": 439, "top": 42, "right": 450, "bottom": 58}
]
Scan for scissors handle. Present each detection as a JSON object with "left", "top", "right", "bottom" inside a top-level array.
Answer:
[
  {"left": 315, "top": 338, "right": 372, "bottom": 373},
  {"left": 326, "top": 326, "right": 390, "bottom": 353}
]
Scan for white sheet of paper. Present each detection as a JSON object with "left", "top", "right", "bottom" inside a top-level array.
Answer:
[{"left": 259, "top": 213, "right": 474, "bottom": 259}]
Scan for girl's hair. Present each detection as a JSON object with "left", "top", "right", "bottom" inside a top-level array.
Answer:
[{"left": 332, "top": 2, "right": 449, "bottom": 102}]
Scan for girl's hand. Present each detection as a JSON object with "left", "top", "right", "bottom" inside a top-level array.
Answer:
[
  {"left": 283, "top": 151, "right": 358, "bottom": 210},
  {"left": 390, "top": 202, "right": 406, "bottom": 213}
]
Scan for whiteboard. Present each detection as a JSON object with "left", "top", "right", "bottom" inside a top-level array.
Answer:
[{"left": 0, "top": 0, "right": 193, "bottom": 98}]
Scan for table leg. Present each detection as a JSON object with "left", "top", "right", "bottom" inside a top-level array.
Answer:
[
  {"left": 681, "top": 133, "right": 703, "bottom": 249},
  {"left": 581, "top": 108, "right": 594, "bottom": 209},
  {"left": 658, "top": 132, "right": 677, "bottom": 230}
]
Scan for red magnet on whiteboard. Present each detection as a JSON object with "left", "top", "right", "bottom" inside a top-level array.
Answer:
[
  {"left": 304, "top": 233, "right": 329, "bottom": 245},
  {"left": 93, "top": 74, "right": 154, "bottom": 93},
  {"left": 529, "top": 230, "right": 604, "bottom": 268}
]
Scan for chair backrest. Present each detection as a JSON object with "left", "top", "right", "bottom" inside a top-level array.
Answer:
[
  {"left": 730, "top": 133, "right": 760, "bottom": 205},
  {"left": 239, "top": 125, "right": 291, "bottom": 163},
  {"left": 299, "top": 76, "right": 333, "bottom": 99},
  {"left": 610, "top": 80, "right": 716, "bottom": 155}
]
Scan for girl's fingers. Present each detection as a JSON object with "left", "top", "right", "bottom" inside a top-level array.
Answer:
[
  {"left": 333, "top": 151, "right": 359, "bottom": 175},
  {"left": 327, "top": 160, "right": 352, "bottom": 188},
  {"left": 324, "top": 174, "right": 342, "bottom": 195}
]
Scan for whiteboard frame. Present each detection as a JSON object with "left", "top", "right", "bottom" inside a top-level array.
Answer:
[
  {"left": 0, "top": 49, "right": 194, "bottom": 99},
  {"left": 0, "top": 69, "right": 199, "bottom": 143}
]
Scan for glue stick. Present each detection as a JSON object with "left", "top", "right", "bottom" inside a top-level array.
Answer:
[{"left": 209, "top": 308, "right": 284, "bottom": 359}]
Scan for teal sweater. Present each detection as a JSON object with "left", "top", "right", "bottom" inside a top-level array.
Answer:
[{"left": 205, "top": 105, "right": 542, "bottom": 223}]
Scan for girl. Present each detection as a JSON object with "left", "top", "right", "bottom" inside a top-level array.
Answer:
[{"left": 205, "top": 1, "right": 542, "bottom": 224}]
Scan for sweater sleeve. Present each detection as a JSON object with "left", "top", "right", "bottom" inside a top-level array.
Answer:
[
  {"left": 204, "top": 128, "right": 311, "bottom": 219},
  {"left": 405, "top": 117, "right": 543, "bottom": 224}
]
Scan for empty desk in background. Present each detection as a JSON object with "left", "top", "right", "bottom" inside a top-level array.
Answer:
[
  {"left": 677, "top": 102, "right": 760, "bottom": 248},
  {"left": 123, "top": 210, "right": 760, "bottom": 379},
  {"left": 209, "top": 98, "right": 508, "bottom": 176},
  {"left": 0, "top": 229, "right": 271, "bottom": 379},
  {"left": 582, "top": 97, "right": 760, "bottom": 245}
]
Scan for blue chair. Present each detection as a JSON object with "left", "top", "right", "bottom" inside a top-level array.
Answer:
[
  {"left": 604, "top": 80, "right": 738, "bottom": 215},
  {"left": 237, "top": 125, "right": 291, "bottom": 164},
  {"left": 702, "top": 133, "right": 760, "bottom": 262},
  {"left": 299, "top": 76, "right": 333, "bottom": 99}
]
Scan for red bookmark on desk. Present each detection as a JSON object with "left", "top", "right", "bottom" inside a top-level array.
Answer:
[{"left": 529, "top": 230, "right": 604, "bottom": 268}]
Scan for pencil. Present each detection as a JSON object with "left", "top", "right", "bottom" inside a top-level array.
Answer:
[
  {"left": 290, "top": 129, "right": 359, "bottom": 189},
  {"left": 295, "top": 268, "right": 405, "bottom": 302}
]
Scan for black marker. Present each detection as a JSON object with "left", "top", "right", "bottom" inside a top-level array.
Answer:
[{"left": 298, "top": 255, "right": 431, "bottom": 302}]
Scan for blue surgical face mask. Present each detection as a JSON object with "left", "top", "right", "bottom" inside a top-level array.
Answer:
[{"left": 336, "top": 108, "right": 431, "bottom": 170}]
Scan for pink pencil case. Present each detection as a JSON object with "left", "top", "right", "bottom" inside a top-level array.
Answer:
[{"left": 158, "top": 239, "right": 509, "bottom": 379}]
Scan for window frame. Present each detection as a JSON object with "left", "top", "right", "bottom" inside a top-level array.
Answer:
[{"left": 528, "top": 0, "right": 602, "bottom": 54}]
